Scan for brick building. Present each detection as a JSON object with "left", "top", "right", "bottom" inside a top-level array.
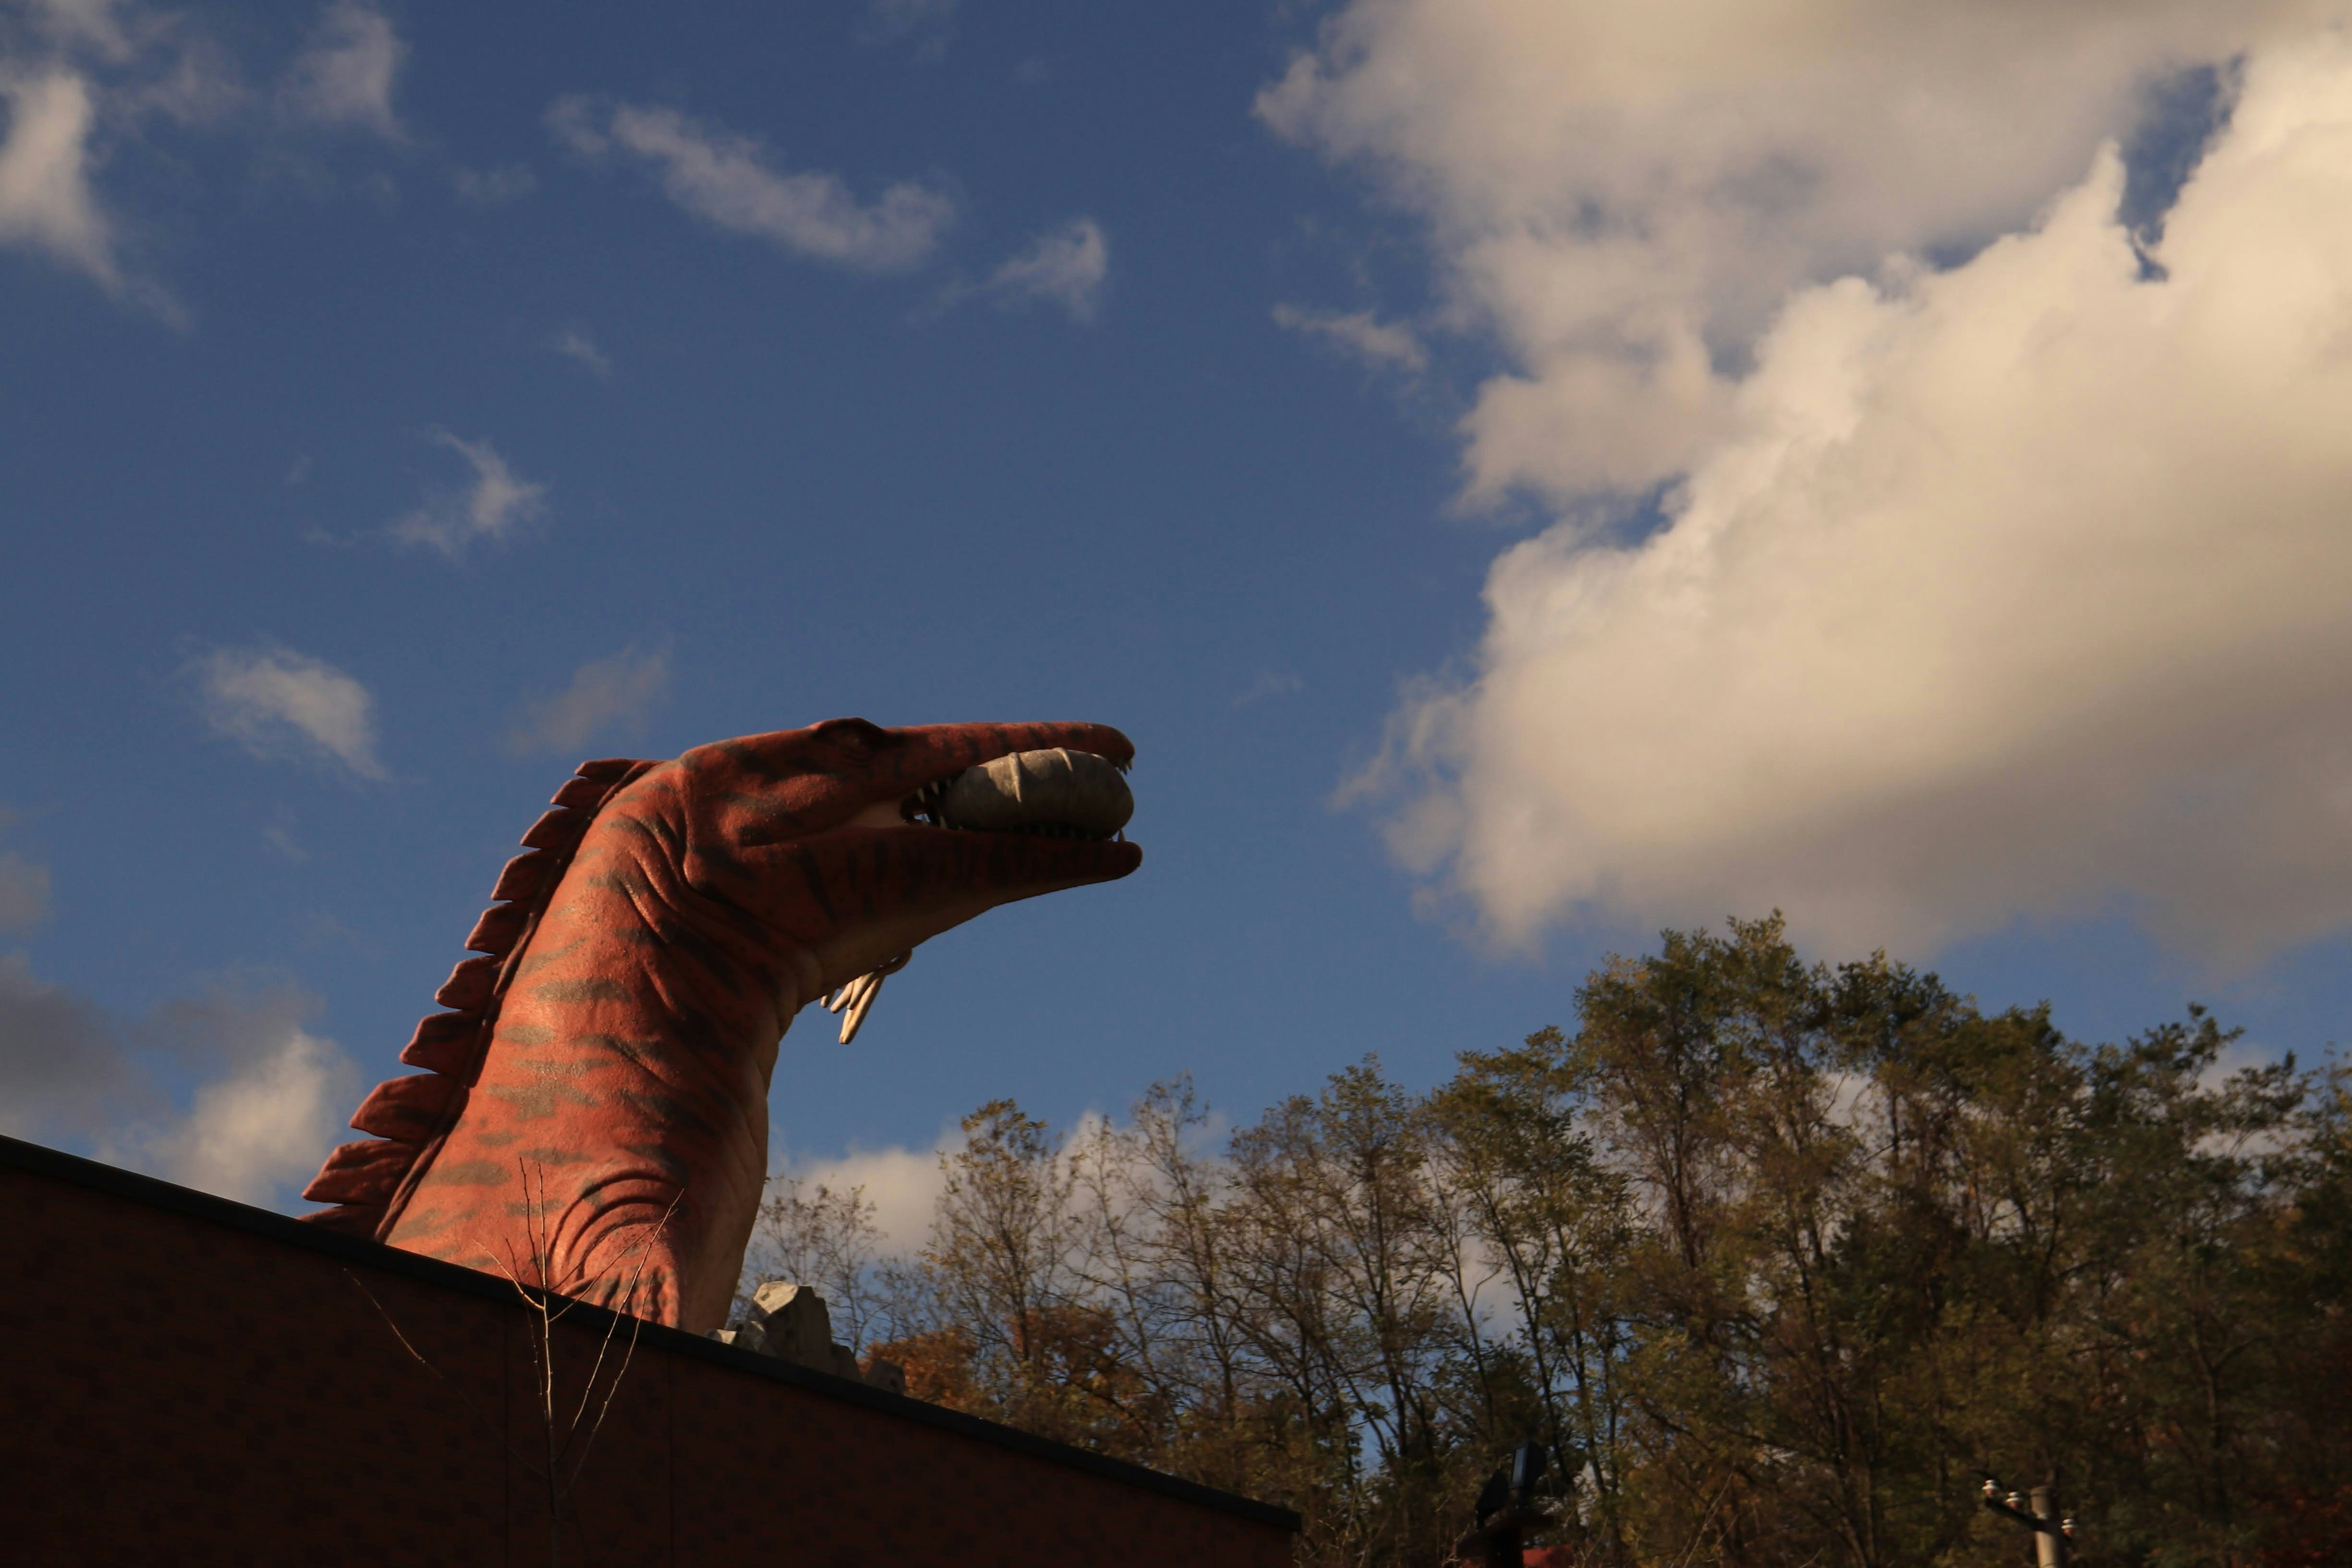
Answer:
[{"left": 1, "top": 1136, "right": 1297, "bottom": 1565}]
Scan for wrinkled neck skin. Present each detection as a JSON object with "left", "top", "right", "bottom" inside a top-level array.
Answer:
[
  {"left": 383, "top": 783, "right": 819, "bottom": 1334},
  {"left": 375, "top": 717, "right": 1141, "bottom": 1333}
]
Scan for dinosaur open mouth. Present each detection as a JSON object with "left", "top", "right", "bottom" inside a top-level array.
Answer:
[
  {"left": 826, "top": 745, "right": 1136, "bottom": 1042},
  {"left": 904, "top": 747, "right": 1134, "bottom": 842}
]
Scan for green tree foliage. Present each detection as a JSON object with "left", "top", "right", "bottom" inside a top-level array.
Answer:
[{"left": 771, "top": 917, "right": 2352, "bottom": 1566}]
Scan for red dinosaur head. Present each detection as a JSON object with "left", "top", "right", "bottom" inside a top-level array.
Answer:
[{"left": 631, "top": 717, "right": 1141, "bottom": 1007}]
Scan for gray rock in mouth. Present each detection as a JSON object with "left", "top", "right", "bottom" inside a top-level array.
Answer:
[
  {"left": 834, "top": 747, "right": 1134, "bottom": 1042},
  {"left": 925, "top": 747, "right": 1134, "bottom": 840}
]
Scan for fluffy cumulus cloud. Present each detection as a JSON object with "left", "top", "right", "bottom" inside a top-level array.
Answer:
[
  {"left": 548, "top": 95, "right": 955, "bottom": 273},
  {"left": 505, "top": 644, "right": 671, "bottom": 756},
  {"left": 391, "top": 430, "right": 547, "bottom": 557},
  {"left": 773, "top": 1108, "right": 1186, "bottom": 1258},
  {"left": 1348, "top": 28, "right": 2352, "bottom": 966},
  {"left": 189, "top": 642, "right": 385, "bottom": 779},
  {"left": 279, "top": 0, "right": 404, "bottom": 138},
  {"left": 120, "top": 989, "right": 358, "bottom": 1205},
  {"left": 0, "top": 780, "right": 357, "bottom": 1210},
  {"left": 772, "top": 1139, "right": 951, "bottom": 1256},
  {"left": 983, "top": 216, "right": 1109, "bottom": 322},
  {"left": 1263, "top": 0, "right": 2333, "bottom": 506},
  {"left": 0, "top": 958, "right": 359, "bottom": 1208}
]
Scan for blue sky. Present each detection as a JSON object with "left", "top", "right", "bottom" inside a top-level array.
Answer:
[{"left": 9, "top": 0, "right": 2352, "bottom": 1224}]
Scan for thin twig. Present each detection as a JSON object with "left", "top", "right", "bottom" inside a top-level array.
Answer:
[
  {"left": 479, "top": 1158, "right": 690, "bottom": 1568},
  {"left": 565, "top": 1191, "right": 684, "bottom": 1452},
  {"left": 567, "top": 1313, "right": 646, "bottom": 1498},
  {"left": 342, "top": 1268, "right": 550, "bottom": 1482},
  {"left": 347, "top": 1267, "right": 451, "bottom": 1384}
]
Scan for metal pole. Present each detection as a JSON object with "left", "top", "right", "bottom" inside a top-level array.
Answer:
[
  {"left": 1981, "top": 1478, "right": 2072, "bottom": 1566},
  {"left": 2030, "top": 1487, "right": 2066, "bottom": 1568}
]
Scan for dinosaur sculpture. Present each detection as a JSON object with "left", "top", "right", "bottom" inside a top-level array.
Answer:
[{"left": 300, "top": 718, "right": 1138, "bottom": 1333}]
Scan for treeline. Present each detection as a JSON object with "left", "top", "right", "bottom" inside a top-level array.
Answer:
[{"left": 742, "top": 918, "right": 2352, "bottom": 1567}]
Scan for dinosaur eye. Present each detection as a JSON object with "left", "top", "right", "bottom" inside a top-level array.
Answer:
[{"left": 806, "top": 717, "right": 892, "bottom": 753}]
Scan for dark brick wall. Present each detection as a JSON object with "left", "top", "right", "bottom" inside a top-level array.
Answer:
[{"left": 0, "top": 1139, "right": 1295, "bottom": 1566}]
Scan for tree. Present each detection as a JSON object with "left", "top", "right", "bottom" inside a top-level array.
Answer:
[
  {"left": 743, "top": 919, "right": 2352, "bottom": 1568},
  {"left": 745, "top": 1177, "right": 888, "bottom": 1349}
]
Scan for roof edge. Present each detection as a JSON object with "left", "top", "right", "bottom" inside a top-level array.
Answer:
[{"left": 1, "top": 1133, "right": 1300, "bottom": 1532}]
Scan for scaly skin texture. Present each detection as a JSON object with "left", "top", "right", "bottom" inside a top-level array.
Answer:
[{"left": 331, "top": 718, "right": 1138, "bottom": 1332}]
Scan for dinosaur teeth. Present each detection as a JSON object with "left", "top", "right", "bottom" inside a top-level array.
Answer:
[
  {"left": 818, "top": 951, "right": 912, "bottom": 1042},
  {"left": 824, "top": 971, "right": 884, "bottom": 1018},
  {"left": 839, "top": 971, "right": 885, "bottom": 1044}
]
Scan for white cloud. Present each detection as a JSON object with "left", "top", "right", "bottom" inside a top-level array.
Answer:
[
  {"left": 0, "top": 7, "right": 233, "bottom": 318},
  {"left": 984, "top": 216, "right": 1108, "bottom": 322},
  {"left": 390, "top": 430, "right": 546, "bottom": 557},
  {"left": 0, "top": 956, "right": 358, "bottom": 1209},
  {"left": 772, "top": 1138, "right": 949, "bottom": 1256},
  {"left": 505, "top": 645, "right": 670, "bottom": 756},
  {"left": 548, "top": 95, "right": 956, "bottom": 273},
  {"left": 281, "top": 0, "right": 404, "bottom": 139},
  {"left": 127, "top": 995, "right": 358, "bottom": 1206},
  {"left": 190, "top": 643, "right": 385, "bottom": 779},
  {"left": 1352, "top": 32, "right": 2352, "bottom": 968},
  {"left": 1273, "top": 302, "right": 1428, "bottom": 373},
  {"left": 452, "top": 161, "right": 535, "bottom": 207},
  {"left": 772, "top": 1104, "right": 1236, "bottom": 1262},
  {"left": 0, "top": 70, "right": 121, "bottom": 290},
  {"left": 1262, "top": 0, "right": 2327, "bottom": 509},
  {"left": 546, "top": 322, "right": 610, "bottom": 379}
]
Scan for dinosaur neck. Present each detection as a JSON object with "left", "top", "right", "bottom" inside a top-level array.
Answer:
[{"left": 382, "top": 827, "right": 810, "bottom": 1332}]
